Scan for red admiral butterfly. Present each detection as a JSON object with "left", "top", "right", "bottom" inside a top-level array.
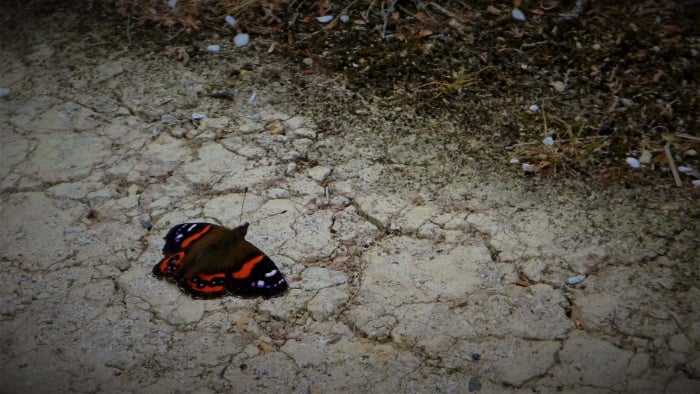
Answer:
[{"left": 152, "top": 222, "right": 288, "bottom": 298}]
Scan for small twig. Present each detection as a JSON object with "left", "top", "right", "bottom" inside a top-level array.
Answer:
[
  {"left": 381, "top": 0, "right": 398, "bottom": 39},
  {"left": 506, "top": 141, "right": 541, "bottom": 150},
  {"left": 520, "top": 41, "right": 548, "bottom": 48},
  {"left": 429, "top": 1, "right": 455, "bottom": 17},
  {"left": 47, "top": 251, "right": 77, "bottom": 270},
  {"left": 541, "top": 100, "right": 548, "bottom": 137},
  {"left": 505, "top": 135, "right": 608, "bottom": 151},
  {"left": 340, "top": 0, "right": 359, "bottom": 17},
  {"left": 664, "top": 136, "right": 682, "bottom": 187},
  {"left": 361, "top": 0, "right": 378, "bottom": 21},
  {"left": 564, "top": 68, "right": 573, "bottom": 90},
  {"left": 126, "top": 15, "right": 132, "bottom": 45},
  {"left": 676, "top": 133, "right": 700, "bottom": 142}
]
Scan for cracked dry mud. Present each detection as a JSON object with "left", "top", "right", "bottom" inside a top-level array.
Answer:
[{"left": 1, "top": 5, "right": 699, "bottom": 394}]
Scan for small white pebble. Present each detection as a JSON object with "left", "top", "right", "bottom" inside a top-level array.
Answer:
[
  {"left": 566, "top": 275, "right": 586, "bottom": 285},
  {"left": 543, "top": 136, "right": 554, "bottom": 146},
  {"left": 225, "top": 15, "right": 237, "bottom": 27},
  {"left": 677, "top": 166, "right": 693, "bottom": 174},
  {"left": 192, "top": 113, "right": 206, "bottom": 120},
  {"left": 626, "top": 157, "right": 640, "bottom": 168},
  {"left": 248, "top": 91, "right": 257, "bottom": 104},
  {"left": 167, "top": 0, "right": 177, "bottom": 9},
  {"left": 522, "top": 163, "right": 535, "bottom": 172},
  {"left": 639, "top": 149, "right": 652, "bottom": 164},
  {"left": 692, "top": 179, "right": 700, "bottom": 187},
  {"left": 316, "top": 15, "right": 334, "bottom": 24},
  {"left": 340, "top": 14, "right": 350, "bottom": 23},
  {"left": 512, "top": 8, "right": 526, "bottom": 21},
  {"left": 206, "top": 45, "right": 221, "bottom": 52},
  {"left": 234, "top": 33, "right": 249, "bottom": 48},
  {"left": 0, "top": 87, "right": 10, "bottom": 98},
  {"left": 551, "top": 81, "right": 566, "bottom": 92},
  {"left": 528, "top": 104, "right": 539, "bottom": 112},
  {"left": 161, "top": 114, "right": 177, "bottom": 123},
  {"left": 510, "top": 158, "right": 520, "bottom": 164}
]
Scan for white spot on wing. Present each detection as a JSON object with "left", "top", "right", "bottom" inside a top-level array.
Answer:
[{"left": 265, "top": 270, "right": 278, "bottom": 278}]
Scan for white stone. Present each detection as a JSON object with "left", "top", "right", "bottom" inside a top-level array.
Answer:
[
  {"left": 626, "top": 157, "right": 641, "bottom": 168},
  {"left": 512, "top": 8, "right": 526, "bottom": 21},
  {"left": 234, "top": 33, "right": 249, "bottom": 48},
  {"left": 307, "top": 165, "right": 332, "bottom": 182}
]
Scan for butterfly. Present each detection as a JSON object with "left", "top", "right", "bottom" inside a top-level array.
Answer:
[{"left": 152, "top": 222, "right": 288, "bottom": 298}]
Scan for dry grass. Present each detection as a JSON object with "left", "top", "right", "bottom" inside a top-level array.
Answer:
[{"left": 105, "top": 0, "right": 700, "bottom": 186}]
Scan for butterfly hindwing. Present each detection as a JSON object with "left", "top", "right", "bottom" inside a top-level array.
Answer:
[
  {"left": 229, "top": 248, "right": 288, "bottom": 298},
  {"left": 153, "top": 251, "right": 186, "bottom": 277},
  {"left": 178, "top": 272, "right": 227, "bottom": 298}
]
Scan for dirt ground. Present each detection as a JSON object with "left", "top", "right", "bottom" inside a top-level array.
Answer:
[{"left": 1, "top": 1, "right": 699, "bottom": 393}]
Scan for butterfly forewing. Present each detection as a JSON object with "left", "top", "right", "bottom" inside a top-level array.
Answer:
[{"left": 161, "top": 223, "right": 218, "bottom": 255}]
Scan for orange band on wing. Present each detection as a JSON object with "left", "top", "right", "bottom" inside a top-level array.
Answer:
[
  {"left": 155, "top": 252, "right": 185, "bottom": 276},
  {"left": 181, "top": 225, "right": 212, "bottom": 248},
  {"left": 232, "top": 255, "right": 264, "bottom": 279},
  {"left": 185, "top": 273, "right": 226, "bottom": 295},
  {"left": 196, "top": 272, "right": 224, "bottom": 282}
]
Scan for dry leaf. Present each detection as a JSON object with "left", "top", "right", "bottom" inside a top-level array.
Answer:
[
  {"left": 653, "top": 70, "right": 665, "bottom": 82},
  {"left": 259, "top": 341, "right": 275, "bottom": 354},
  {"left": 266, "top": 119, "right": 285, "bottom": 135},
  {"left": 325, "top": 18, "right": 339, "bottom": 30},
  {"left": 662, "top": 24, "right": 682, "bottom": 35},
  {"left": 235, "top": 316, "right": 252, "bottom": 327},
  {"left": 486, "top": 5, "right": 501, "bottom": 15},
  {"left": 516, "top": 279, "right": 531, "bottom": 287},
  {"left": 415, "top": 11, "right": 434, "bottom": 25}
]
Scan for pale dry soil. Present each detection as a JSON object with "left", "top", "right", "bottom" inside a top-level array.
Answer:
[{"left": 1, "top": 5, "right": 699, "bottom": 394}]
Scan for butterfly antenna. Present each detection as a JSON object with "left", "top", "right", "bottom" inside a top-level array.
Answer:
[
  {"left": 239, "top": 187, "right": 248, "bottom": 225},
  {"left": 250, "top": 210, "right": 287, "bottom": 225}
]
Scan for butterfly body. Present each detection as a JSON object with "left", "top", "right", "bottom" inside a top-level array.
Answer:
[{"left": 153, "top": 222, "right": 288, "bottom": 298}]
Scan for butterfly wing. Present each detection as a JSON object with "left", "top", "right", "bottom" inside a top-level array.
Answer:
[
  {"left": 152, "top": 251, "right": 186, "bottom": 277},
  {"left": 227, "top": 241, "right": 288, "bottom": 298},
  {"left": 161, "top": 223, "right": 216, "bottom": 256},
  {"left": 178, "top": 271, "right": 228, "bottom": 298},
  {"left": 153, "top": 223, "right": 214, "bottom": 279},
  {"left": 153, "top": 222, "right": 288, "bottom": 299}
]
